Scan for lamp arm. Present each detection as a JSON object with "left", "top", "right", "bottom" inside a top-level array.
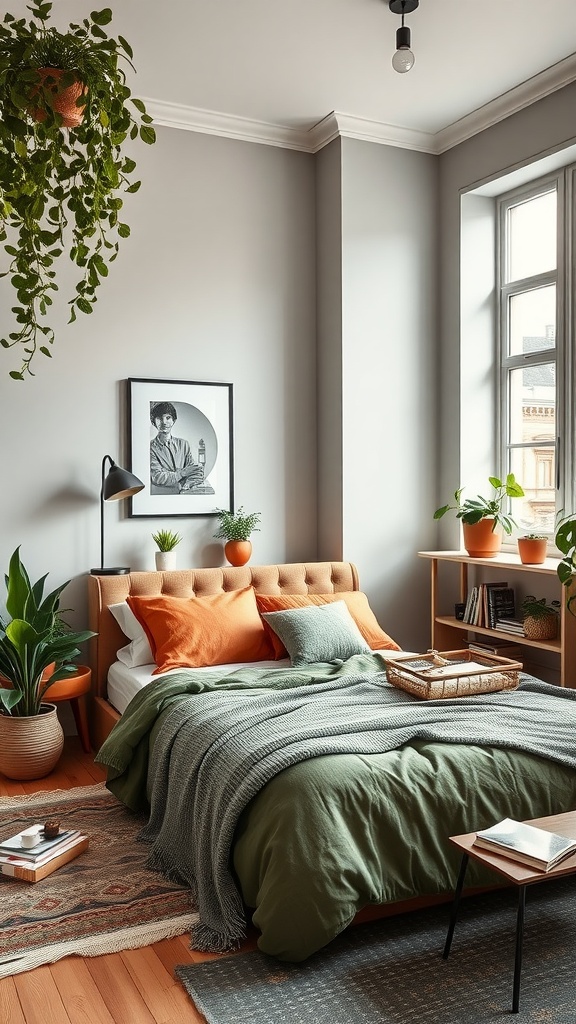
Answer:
[{"left": 100, "top": 455, "right": 115, "bottom": 571}]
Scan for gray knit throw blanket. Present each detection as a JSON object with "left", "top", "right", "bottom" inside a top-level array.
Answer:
[{"left": 138, "top": 672, "right": 576, "bottom": 952}]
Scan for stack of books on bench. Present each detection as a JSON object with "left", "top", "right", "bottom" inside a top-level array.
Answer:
[
  {"left": 473, "top": 818, "right": 576, "bottom": 872},
  {"left": 0, "top": 825, "right": 89, "bottom": 882}
]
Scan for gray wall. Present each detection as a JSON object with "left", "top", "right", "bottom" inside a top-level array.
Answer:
[{"left": 1, "top": 127, "right": 317, "bottom": 628}]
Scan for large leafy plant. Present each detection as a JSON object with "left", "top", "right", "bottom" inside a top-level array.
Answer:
[
  {"left": 0, "top": 547, "right": 95, "bottom": 716},
  {"left": 555, "top": 513, "right": 576, "bottom": 617},
  {"left": 0, "top": 3, "right": 156, "bottom": 380},
  {"left": 434, "top": 474, "right": 525, "bottom": 535}
]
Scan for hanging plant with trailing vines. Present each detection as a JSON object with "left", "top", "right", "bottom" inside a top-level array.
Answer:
[{"left": 0, "top": 2, "right": 156, "bottom": 379}]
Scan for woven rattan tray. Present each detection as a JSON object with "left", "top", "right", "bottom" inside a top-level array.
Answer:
[{"left": 384, "top": 649, "right": 523, "bottom": 700}]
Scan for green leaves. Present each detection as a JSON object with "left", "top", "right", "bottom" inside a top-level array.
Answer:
[
  {"left": 433, "top": 474, "right": 524, "bottom": 535},
  {"left": 0, "top": 4, "right": 155, "bottom": 379}
]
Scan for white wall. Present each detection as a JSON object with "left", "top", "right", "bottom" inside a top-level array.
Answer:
[{"left": 0, "top": 126, "right": 318, "bottom": 629}]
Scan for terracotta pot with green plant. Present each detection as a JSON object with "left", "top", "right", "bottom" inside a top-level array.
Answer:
[
  {"left": 214, "top": 507, "right": 261, "bottom": 567},
  {"left": 434, "top": 474, "right": 525, "bottom": 557},
  {"left": 521, "top": 595, "right": 560, "bottom": 642},
  {"left": 0, "top": 2, "right": 156, "bottom": 381},
  {"left": 152, "top": 529, "right": 182, "bottom": 571},
  {"left": 0, "top": 547, "right": 96, "bottom": 780},
  {"left": 555, "top": 513, "right": 576, "bottom": 617},
  {"left": 517, "top": 534, "right": 548, "bottom": 565}
]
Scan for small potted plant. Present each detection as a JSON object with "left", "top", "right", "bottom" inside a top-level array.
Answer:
[
  {"left": 434, "top": 474, "right": 525, "bottom": 558},
  {"left": 555, "top": 513, "right": 576, "bottom": 617},
  {"left": 0, "top": 548, "right": 95, "bottom": 780},
  {"left": 521, "top": 595, "right": 561, "bottom": 641},
  {"left": 517, "top": 534, "right": 548, "bottom": 565},
  {"left": 152, "top": 529, "right": 182, "bottom": 571},
  {"left": 214, "top": 507, "right": 261, "bottom": 566},
  {"left": 0, "top": 3, "right": 156, "bottom": 381}
]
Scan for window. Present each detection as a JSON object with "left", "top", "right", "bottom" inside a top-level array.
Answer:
[{"left": 497, "top": 173, "right": 574, "bottom": 535}]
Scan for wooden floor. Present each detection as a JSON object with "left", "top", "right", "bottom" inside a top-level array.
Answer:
[{"left": 0, "top": 738, "right": 257, "bottom": 1024}]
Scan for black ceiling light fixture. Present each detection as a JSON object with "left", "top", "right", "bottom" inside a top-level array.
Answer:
[{"left": 389, "top": 0, "right": 419, "bottom": 74}]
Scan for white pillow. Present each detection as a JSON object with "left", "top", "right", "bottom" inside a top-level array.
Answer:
[{"left": 109, "top": 602, "right": 155, "bottom": 668}]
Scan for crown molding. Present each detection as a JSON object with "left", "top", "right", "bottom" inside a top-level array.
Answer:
[
  {"left": 145, "top": 54, "right": 576, "bottom": 157},
  {"left": 434, "top": 53, "right": 576, "bottom": 154}
]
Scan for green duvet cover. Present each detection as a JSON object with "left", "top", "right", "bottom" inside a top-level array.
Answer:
[{"left": 96, "top": 655, "right": 576, "bottom": 962}]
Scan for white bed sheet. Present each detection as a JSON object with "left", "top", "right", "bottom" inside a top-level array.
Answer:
[{"left": 107, "top": 658, "right": 289, "bottom": 715}]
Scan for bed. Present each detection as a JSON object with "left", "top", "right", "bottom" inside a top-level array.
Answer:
[{"left": 89, "top": 561, "right": 576, "bottom": 962}]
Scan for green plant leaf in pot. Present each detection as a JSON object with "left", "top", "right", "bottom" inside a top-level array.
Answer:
[
  {"left": 555, "top": 512, "right": 576, "bottom": 616},
  {"left": 0, "top": 2, "right": 156, "bottom": 380},
  {"left": 433, "top": 474, "right": 525, "bottom": 535},
  {"left": 152, "top": 529, "right": 182, "bottom": 552},
  {"left": 0, "top": 547, "right": 97, "bottom": 716},
  {"left": 213, "top": 507, "right": 261, "bottom": 542}
]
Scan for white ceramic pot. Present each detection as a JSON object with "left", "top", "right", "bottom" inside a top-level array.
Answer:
[{"left": 155, "top": 551, "right": 177, "bottom": 571}]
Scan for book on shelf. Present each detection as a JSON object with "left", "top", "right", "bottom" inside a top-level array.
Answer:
[
  {"left": 473, "top": 818, "right": 576, "bottom": 872},
  {"left": 487, "top": 586, "right": 515, "bottom": 628},
  {"left": 468, "top": 640, "right": 523, "bottom": 658},
  {"left": 0, "top": 827, "right": 80, "bottom": 860},
  {"left": 494, "top": 618, "right": 525, "bottom": 635},
  {"left": 0, "top": 835, "right": 89, "bottom": 882}
]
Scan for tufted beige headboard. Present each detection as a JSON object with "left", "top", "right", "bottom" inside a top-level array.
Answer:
[{"left": 87, "top": 561, "right": 359, "bottom": 749}]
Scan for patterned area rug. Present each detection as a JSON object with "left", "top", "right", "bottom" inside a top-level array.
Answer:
[
  {"left": 0, "top": 783, "right": 198, "bottom": 978},
  {"left": 177, "top": 877, "right": 576, "bottom": 1024}
]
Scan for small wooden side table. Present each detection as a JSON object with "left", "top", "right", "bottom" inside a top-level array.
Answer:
[
  {"left": 45, "top": 665, "right": 92, "bottom": 754},
  {"left": 443, "top": 810, "right": 576, "bottom": 1014}
]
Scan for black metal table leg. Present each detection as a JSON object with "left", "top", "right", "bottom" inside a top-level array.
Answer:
[
  {"left": 443, "top": 852, "right": 469, "bottom": 959},
  {"left": 512, "top": 885, "right": 526, "bottom": 1014}
]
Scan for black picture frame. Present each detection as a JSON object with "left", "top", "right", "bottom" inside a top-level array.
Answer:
[{"left": 127, "top": 377, "right": 234, "bottom": 518}]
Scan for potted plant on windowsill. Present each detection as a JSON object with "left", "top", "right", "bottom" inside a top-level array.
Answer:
[
  {"left": 434, "top": 474, "right": 525, "bottom": 558},
  {"left": 152, "top": 529, "right": 182, "bottom": 571},
  {"left": 555, "top": 513, "right": 576, "bottom": 617},
  {"left": 517, "top": 534, "right": 548, "bottom": 565},
  {"left": 214, "top": 507, "right": 261, "bottom": 567},
  {"left": 521, "top": 596, "right": 561, "bottom": 641},
  {"left": 0, "top": 547, "right": 96, "bottom": 780},
  {"left": 0, "top": 2, "right": 156, "bottom": 381}
]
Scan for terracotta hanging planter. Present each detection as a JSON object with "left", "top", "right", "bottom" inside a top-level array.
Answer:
[
  {"left": 462, "top": 519, "right": 502, "bottom": 558},
  {"left": 517, "top": 537, "right": 548, "bottom": 565},
  {"left": 31, "top": 68, "right": 88, "bottom": 128},
  {"left": 225, "top": 540, "right": 252, "bottom": 567},
  {"left": 0, "top": 703, "right": 64, "bottom": 781}
]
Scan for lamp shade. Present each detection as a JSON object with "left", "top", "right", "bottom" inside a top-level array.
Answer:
[{"left": 91, "top": 455, "right": 144, "bottom": 576}]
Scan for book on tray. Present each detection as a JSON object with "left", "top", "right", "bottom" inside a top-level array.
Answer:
[
  {"left": 0, "top": 834, "right": 89, "bottom": 882},
  {"left": 0, "top": 826, "right": 80, "bottom": 860},
  {"left": 473, "top": 817, "right": 576, "bottom": 871}
]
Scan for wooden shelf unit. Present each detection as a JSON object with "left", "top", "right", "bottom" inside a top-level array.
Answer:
[{"left": 418, "top": 550, "right": 576, "bottom": 688}]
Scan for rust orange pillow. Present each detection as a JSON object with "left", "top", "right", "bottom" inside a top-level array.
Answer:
[
  {"left": 127, "top": 587, "right": 275, "bottom": 674},
  {"left": 255, "top": 592, "right": 401, "bottom": 659}
]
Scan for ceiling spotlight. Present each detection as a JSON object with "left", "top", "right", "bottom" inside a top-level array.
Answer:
[{"left": 389, "top": 0, "right": 419, "bottom": 74}]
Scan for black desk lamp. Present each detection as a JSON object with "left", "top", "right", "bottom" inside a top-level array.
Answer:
[{"left": 90, "top": 455, "right": 144, "bottom": 576}]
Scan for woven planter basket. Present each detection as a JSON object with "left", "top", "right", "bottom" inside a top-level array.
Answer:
[
  {"left": 523, "top": 614, "right": 558, "bottom": 641},
  {"left": 0, "top": 703, "right": 64, "bottom": 780}
]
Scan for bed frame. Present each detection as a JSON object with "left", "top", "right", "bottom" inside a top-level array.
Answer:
[{"left": 87, "top": 561, "right": 360, "bottom": 751}]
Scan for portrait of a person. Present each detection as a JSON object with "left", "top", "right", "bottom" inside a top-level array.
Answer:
[{"left": 149, "top": 401, "right": 205, "bottom": 495}]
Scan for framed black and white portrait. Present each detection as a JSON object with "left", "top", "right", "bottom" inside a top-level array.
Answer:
[{"left": 127, "top": 378, "right": 234, "bottom": 517}]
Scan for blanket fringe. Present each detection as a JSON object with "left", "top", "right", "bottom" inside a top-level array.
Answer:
[{"left": 189, "top": 921, "right": 243, "bottom": 954}]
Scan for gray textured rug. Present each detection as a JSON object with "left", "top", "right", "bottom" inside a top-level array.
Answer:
[{"left": 176, "top": 878, "right": 576, "bottom": 1023}]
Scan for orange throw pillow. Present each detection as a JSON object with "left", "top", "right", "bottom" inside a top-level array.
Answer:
[
  {"left": 255, "top": 592, "right": 401, "bottom": 659},
  {"left": 127, "top": 587, "right": 275, "bottom": 674}
]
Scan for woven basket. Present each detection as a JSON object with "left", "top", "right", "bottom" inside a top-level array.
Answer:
[{"left": 383, "top": 649, "right": 522, "bottom": 700}]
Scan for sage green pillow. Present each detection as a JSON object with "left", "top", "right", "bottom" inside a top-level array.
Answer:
[{"left": 261, "top": 600, "right": 371, "bottom": 667}]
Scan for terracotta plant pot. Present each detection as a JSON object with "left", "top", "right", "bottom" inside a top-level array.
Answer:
[
  {"left": 0, "top": 703, "right": 64, "bottom": 780},
  {"left": 224, "top": 540, "right": 252, "bottom": 567},
  {"left": 517, "top": 537, "right": 548, "bottom": 565},
  {"left": 462, "top": 520, "right": 502, "bottom": 558},
  {"left": 32, "top": 68, "right": 87, "bottom": 128},
  {"left": 523, "top": 614, "right": 558, "bottom": 642}
]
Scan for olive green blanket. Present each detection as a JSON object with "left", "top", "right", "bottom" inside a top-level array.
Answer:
[{"left": 96, "top": 657, "right": 576, "bottom": 961}]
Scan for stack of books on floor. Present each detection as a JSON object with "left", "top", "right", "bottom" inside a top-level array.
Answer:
[
  {"left": 0, "top": 825, "right": 89, "bottom": 882},
  {"left": 473, "top": 818, "right": 576, "bottom": 872}
]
